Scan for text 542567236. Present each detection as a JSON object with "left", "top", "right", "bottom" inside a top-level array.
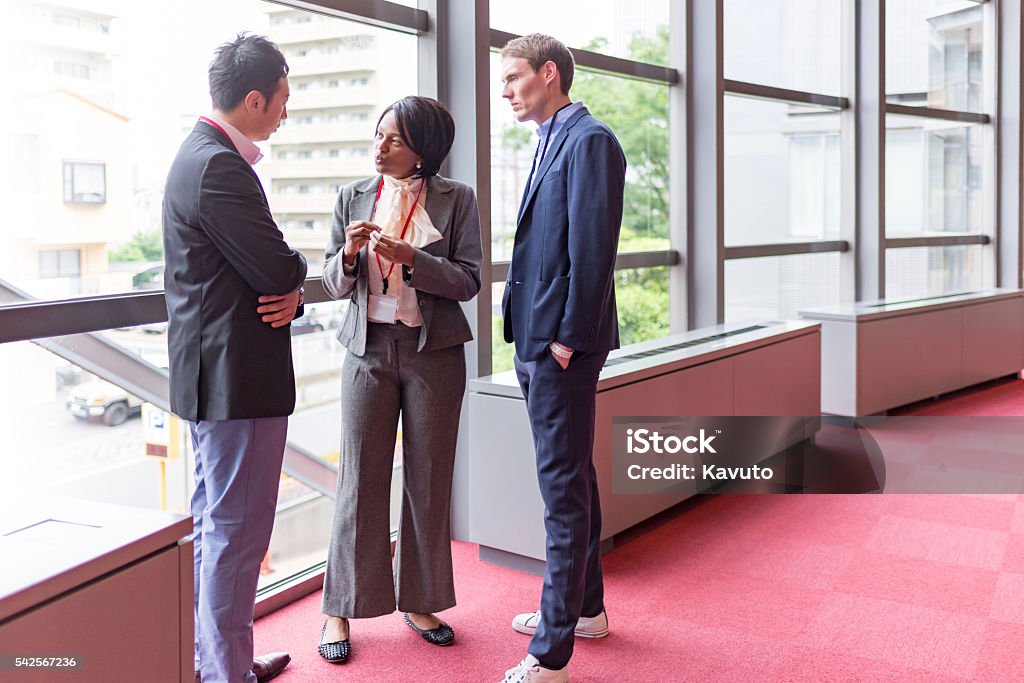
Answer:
[{"left": 0, "top": 655, "right": 81, "bottom": 669}]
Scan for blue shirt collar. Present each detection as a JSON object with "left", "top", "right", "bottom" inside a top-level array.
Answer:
[{"left": 536, "top": 100, "right": 585, "bottom": 140}]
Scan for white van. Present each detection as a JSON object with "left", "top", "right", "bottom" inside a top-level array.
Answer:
[{"left": 66, "top": 380, "right": 143, "bottom": 426}]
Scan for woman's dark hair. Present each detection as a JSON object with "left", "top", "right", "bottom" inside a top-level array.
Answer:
[
  {"left": 209, "top": 33, "right": 289, "bottom": 113},
  {"left": 376, "top": 96, "right": 455, "bottom": 178}
]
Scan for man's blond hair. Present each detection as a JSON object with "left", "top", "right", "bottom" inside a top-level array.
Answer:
[{"left": 500, "top": 33, "right": 575, "bottom": 95}]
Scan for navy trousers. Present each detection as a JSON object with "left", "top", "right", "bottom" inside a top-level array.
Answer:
[{"left": 515, "top": 349, "right": 608, "bottom": 669}]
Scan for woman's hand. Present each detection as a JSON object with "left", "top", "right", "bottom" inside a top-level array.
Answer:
[
  {"left": 369, "top": 231, "right": 416, "bottom": 267},
  {"left": 343, "top": 221, "right": 379, "bottom": 265}
]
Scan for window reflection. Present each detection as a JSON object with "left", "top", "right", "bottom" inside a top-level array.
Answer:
[
  {"left": 886, "top": 117, "right": 984, "bottom": 237},
  {"left": 886, "top": 0, "right": 984, "bottom": 112},
  {"left": 725, "top": 96, "right": 841, "bottom": 246}
]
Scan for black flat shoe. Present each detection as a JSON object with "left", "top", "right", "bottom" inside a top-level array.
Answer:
[
  {"left": 403, "top": 612, "right": 455, "bottom": 646},
  {"left": 317, "top": 619, "right": 351, "bottom": 663}
]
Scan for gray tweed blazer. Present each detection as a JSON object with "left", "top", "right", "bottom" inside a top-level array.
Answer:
[{"left": 322, "top": 174, "right": 482, "bottom": 356}]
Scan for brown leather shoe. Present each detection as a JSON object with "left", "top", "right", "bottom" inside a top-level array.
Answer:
[{"left": 252, "top": 652, "right": 291, "bottom": 682}]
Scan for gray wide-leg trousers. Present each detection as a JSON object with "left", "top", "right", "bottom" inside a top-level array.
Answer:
[{"left": 322, "top": 322, "right": 466, "bottom": 618}]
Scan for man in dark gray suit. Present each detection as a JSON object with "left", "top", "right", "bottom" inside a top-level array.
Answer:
[{"left": 163, "top": 33, "right": 306, "bottom": 683}]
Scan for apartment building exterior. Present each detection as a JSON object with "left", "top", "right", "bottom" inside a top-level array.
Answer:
[{"left": 263, "top": 7, "right": 415, "bottom": 270}]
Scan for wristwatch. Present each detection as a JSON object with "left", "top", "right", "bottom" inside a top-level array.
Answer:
[{"left": 550, "top": 341, "right": 573, "bottom": 358}]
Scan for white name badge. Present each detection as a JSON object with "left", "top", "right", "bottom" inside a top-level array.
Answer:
[{"left": 367, "top": 294, "right": 400, "bottom": 324}]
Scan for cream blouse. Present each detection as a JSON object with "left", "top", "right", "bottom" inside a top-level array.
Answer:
[{"left": 367, "top": 174, "right": 443, "bottom": 326}]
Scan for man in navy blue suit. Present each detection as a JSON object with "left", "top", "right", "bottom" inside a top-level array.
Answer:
[{"left": 498, "top": 33, "right": 626, "bottom": 683}]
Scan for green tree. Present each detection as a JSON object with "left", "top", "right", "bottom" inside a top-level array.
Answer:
[
  {"left": 572, "top": 28, "right": 672, "bottom": 344},
  {"left": 570, "top": 27, "right": 670, "bottom": 248},
  {"left": 615, "top": 267, "right": 670, "bottom": 345},
  {"left": 491, "top": 315, "right": 516, "bottom": 374},
  {"left": 109, "top": 230, "right": 164, "bottom": 263}
]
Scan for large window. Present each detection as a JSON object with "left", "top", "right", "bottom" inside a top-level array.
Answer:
[
  {"left": 6, "top": 0, "right": 415, "bottom": 300},
  {"left": 723, "top": 0, "right": 846, "bottom": 322},
  {"left": 3, "top": 0, "right": 420, "bottom": 593},
  {"left": 884, "top": 0, "right": 992, "bottom": 298}
]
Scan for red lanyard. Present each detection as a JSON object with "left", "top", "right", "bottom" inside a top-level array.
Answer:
[
  {"left": 372, "top": 177, "right": 423, "bottom": 294},
  {"left": 199, "top": 116, "right": 231, "bottom": 143}
]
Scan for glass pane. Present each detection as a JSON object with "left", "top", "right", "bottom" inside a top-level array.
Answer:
[
  {"left": 725, "top": 0, "right": 841, "bottom": 95},
  {"left": 615, "top": 266, "right": 670, "bottom": 345},
  {"left": 489, "top": 267, "right": 670, "bottom": 375},
  {"left": 286, "top": 300, "right": 348, "bottom": 467},
  {"left": 68, "top": 162, "right": 106, "bottom": 203},
  {"left": 885, "top": 115, "right": 984, "bottom": 237},
  {"left": 725, "top": 252, "right": 840, "bottom": 323},
  {"left": 0, "top": 332, "right": 186, "bottom": 511},
  {"left": 490, "top": 0, "right": 670, "bottom": 67},
  {"left": 725, "top": 95, "right": 841, "bottom": 246},
  {"left": 5, "top": 0, "right": 415, "bottom": 298},
  {"left": 492, "top": 316, "right": 515, "bottom": 376},
  {"left": 885, "top": 245, "right": 984, "bottom": 300},
  {"left": 259, "top": 305, "right": 348, "bottom": 588},
  {"left": 490, "top": 54, "right": 670, "bottom": 261},
  {"left": 886, "top": 0, "right": 985, "bottom": 112},
  {"left": 0, "top": 327, "right": 342, "bottom": 591}
]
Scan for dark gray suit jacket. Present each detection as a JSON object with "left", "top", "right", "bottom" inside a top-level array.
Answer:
[
  {"left": 163, "top": 120, "right": 308, "bottom": 421},
  {"left": 322, "top": 174, "right": 482, "bottom": 356}
]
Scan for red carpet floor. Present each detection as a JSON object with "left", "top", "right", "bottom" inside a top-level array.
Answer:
[{"left": 255, "top": 378, "right": 1024, "bottom": 682}]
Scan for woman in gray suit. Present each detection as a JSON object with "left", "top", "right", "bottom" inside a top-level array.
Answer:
[{"left": 317, "top": 96, "right": 482, "bottom": 663}]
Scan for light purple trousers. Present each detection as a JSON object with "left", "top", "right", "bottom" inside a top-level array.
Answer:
[{"left": 190, "top": 417, "right": 288, "bottom": 683}]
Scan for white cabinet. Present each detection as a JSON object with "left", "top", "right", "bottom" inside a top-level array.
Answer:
[
  {"left": 469, "top": 321, "right": 821, "bottom": 568},
  {"left": 801, "top": 290, "right": 1024, "bottom": 416},
  {"left": 0, "top": 500, "right": 193, "bottom": 683}
]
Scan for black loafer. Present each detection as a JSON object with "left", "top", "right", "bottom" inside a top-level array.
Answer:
[
  {"left": 403, "top": 612, "right": 455, "bottom": 646},
  {"left": 317, "top": 619, "right": 351, "bottom": 664}
]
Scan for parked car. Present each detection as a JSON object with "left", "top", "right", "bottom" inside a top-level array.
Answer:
[
  {"left": 290, "top": 314, "right": 325, "bottom": 335},
  {"left": 66, "top": 380, "right": 143, "bottom": 426},
  {"left": 132, "top": 263, "right": 164, "bottom": 290}
]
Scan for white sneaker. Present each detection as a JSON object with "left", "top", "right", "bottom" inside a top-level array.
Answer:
[
  {"left": 511, "top": 609, "right": 609, "bottom": 639},
  {"left": 499, "top": 655, "right": 569, "bottom": 683}
]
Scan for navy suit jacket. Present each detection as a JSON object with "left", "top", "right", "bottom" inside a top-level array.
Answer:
[
  {"left": 163, "top": 121, "right": 308, "bottom": 421},
  {"left": 502, "top": 106, "right": 626, "bottom": 362}
]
